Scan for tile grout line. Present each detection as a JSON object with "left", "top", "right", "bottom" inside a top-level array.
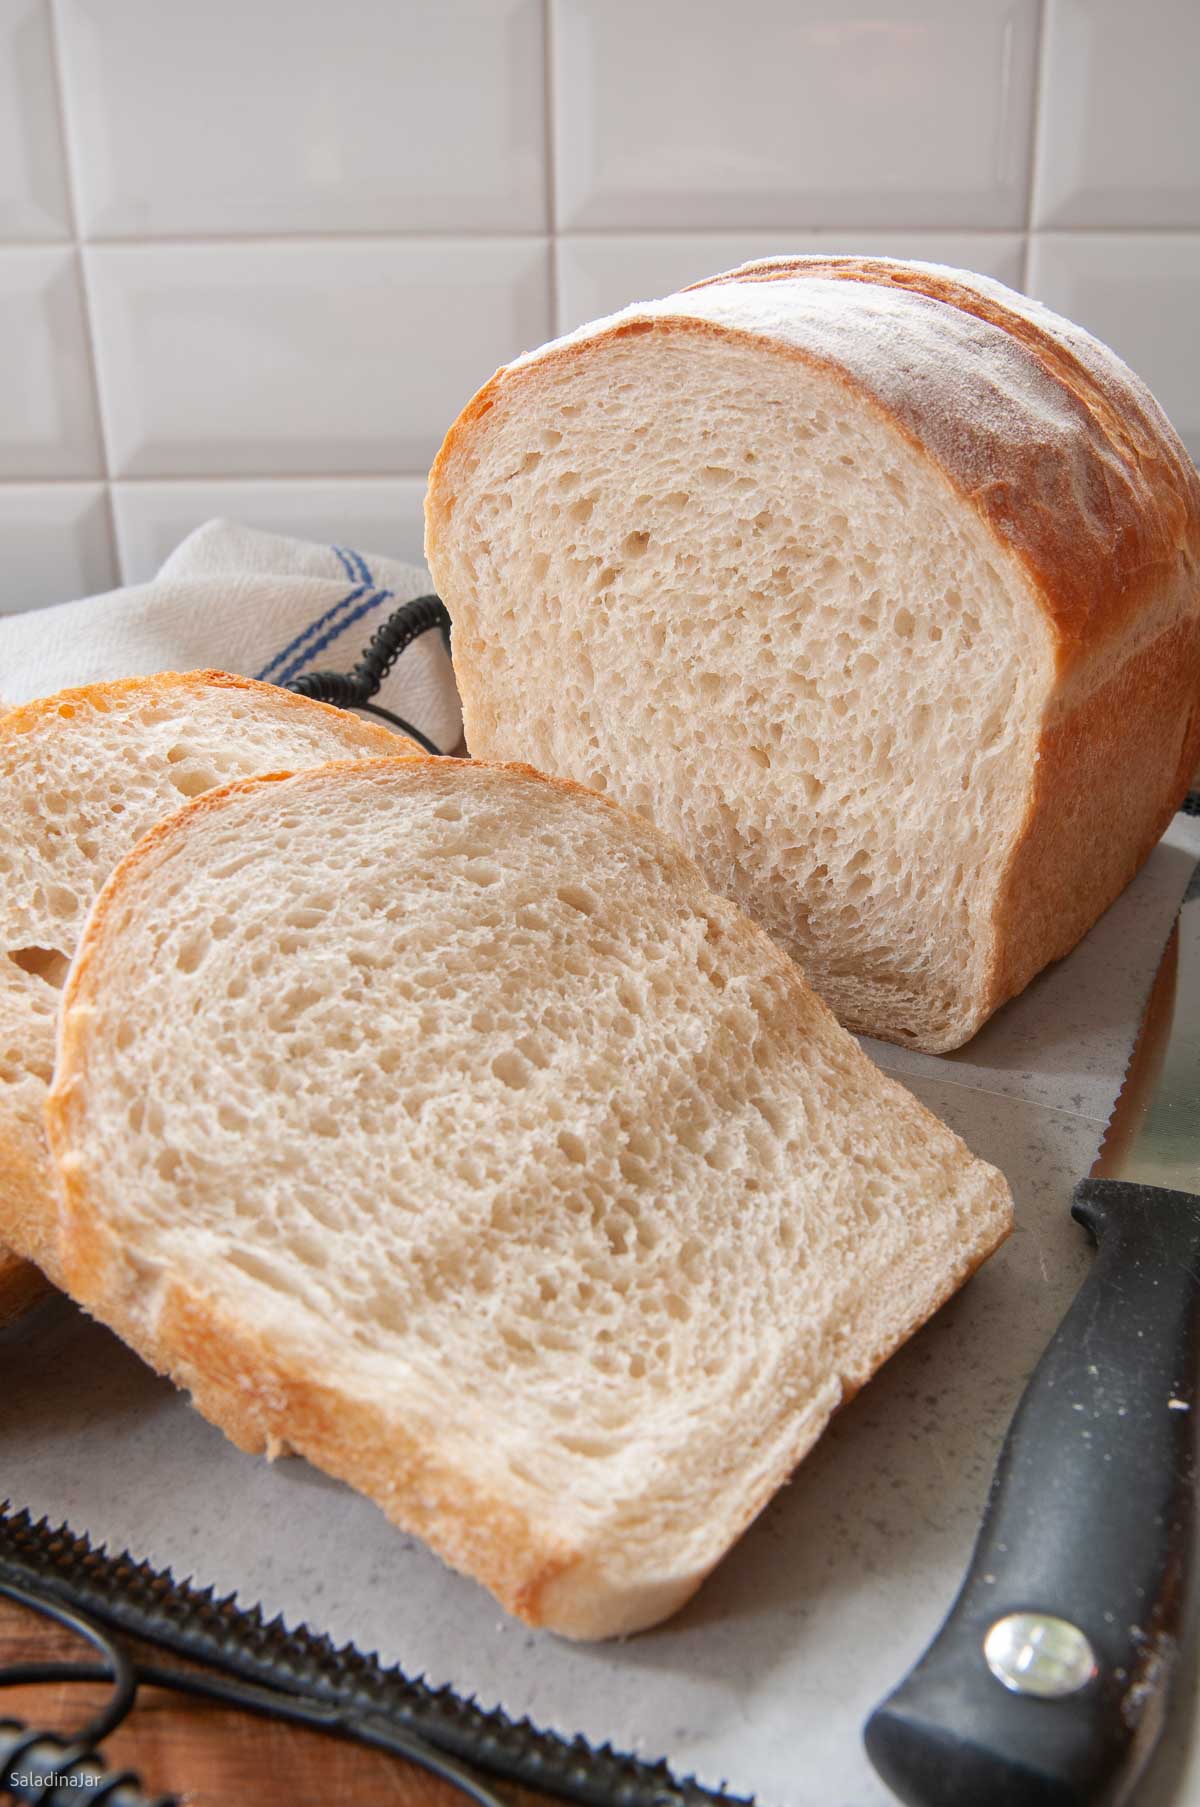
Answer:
[
  {"left": 0, "top": 474, "right": 439, "bottom": 489},
  {"left": 1022, "top": 0, "right": 1051, "bottom": 294},
  {"left": 44, "top": 0, "right": 121, "bottom": 583},
  {"left": 4, "top": 226, "right": 1197, "bottom": 253},
  {"left": 6, "top": 222, "right": 1200, "bottom": 253},
  {"left": 542, "top": 0, "right": 560, "bottom": 332}
]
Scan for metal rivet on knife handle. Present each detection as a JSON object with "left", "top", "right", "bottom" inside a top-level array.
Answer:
[{"left": 983, "top": 1612, "right": 1098, "bottom": 1699}]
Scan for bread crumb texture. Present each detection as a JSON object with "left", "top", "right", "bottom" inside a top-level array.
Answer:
[
  {"left": 426, "top": 257, "right": 1200, "bottom": 1052},
  {"left": 0, "top": 671, "right": 413, "bottom": 1278},
  {"left": 48, "top": 758, "right": 1012, "bottom": 1637}
]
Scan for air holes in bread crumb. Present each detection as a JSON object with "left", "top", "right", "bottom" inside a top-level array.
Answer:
[
  {"left": 8, "top": 946, "right": 69, "bottom": 988},
  {"left": 43, "top": 885, "right": 78, "bottom": 920},
  {"left": 558, "top": 1130, "right": 586, "bottom": 1163},
  {"left": 557, "top": 884, "right": 596, "bottom": 916},
  {"left": 169, "top": 766, "right": 219, "bottom": 798},
  {"left": 516, "top": 1034, "right": 550, "bottom": 1070},
  {"left": 175, "top": 932, "right": 209, "bottom": 974},
  {"left": 492, "top": 1050, "right": 530, "bottom": 1089}
]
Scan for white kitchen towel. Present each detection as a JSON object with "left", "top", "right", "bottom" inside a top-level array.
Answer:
[{"left": 0, "top": 520, "right": 462, "bottom": 752}]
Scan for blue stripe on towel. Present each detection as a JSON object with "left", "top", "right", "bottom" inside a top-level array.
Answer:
[
  {"left": 255, "top": 581, "right": 369, "bottom": 682},
  {"left": 331, "top": 544, "right": 358, "bottom": 583},
  {"left": 274, "top": 586, "right": 394, "bottom": 686},
  {"left": 345, "top": 545, "right": 373, "bottom": 587}
]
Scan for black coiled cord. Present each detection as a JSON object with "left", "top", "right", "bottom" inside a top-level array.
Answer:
[
  {"left": 0, "top": 1578, "right": 509, "bottom": 1807},
  {"left": 285, "top": 593, "right": 452, "bottom": 755},
  {"left": 0, "top": 1580, "right": 168, "bottom": 1806}
]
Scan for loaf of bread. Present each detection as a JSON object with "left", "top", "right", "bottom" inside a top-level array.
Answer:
[
  {"left": 47, "top": 756, "right": 1012, "bottom": 1638},
  {"left": 0, "top": 671, "right": 416, "bottom": 1306},
  {"left": 425, "top": 256, "right": 1200, "bottom": 1052}
]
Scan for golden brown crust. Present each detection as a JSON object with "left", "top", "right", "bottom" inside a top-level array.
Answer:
[
  {"left": 983, "top": 612, "right": 1200, "bottom": 1017},
  {"left": 0, "top": 1122, "right": 60, "bottom": 1280},
  {"left": 0, "top": 1247, "right": 49, "bottom": 1326},
  {"left": 0, "top": 668, "right": 412, "bottom": 755}
]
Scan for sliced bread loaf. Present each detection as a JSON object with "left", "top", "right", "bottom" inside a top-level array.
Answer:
[
  {"left": 425, "top": 255, "right": 1200, "bottom": 1052},
  {"left": 0, "top": 671, "right": 416, "bottom": 1299},
  {"left": 47, "top": 756, "right": 1012, "bottom": 1638}
]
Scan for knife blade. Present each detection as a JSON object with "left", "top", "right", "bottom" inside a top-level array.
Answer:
[{"left": 865, "top": 859, "right": 1200, "bottom": 1807}]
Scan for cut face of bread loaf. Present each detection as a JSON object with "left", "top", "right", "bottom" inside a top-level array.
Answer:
[
  {"left": 426, "top": 256, "right": 1200, "bottom": 1051},
  {"left": 47, "top": 757, "right": 1012, "bottom": 1639},
  {"left": 0, "top": 671, "right": 415, "bottom": 1297}
]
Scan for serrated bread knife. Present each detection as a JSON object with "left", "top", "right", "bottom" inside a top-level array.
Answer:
[{"left": 866, "top": 858, "right": 1200, "bottom": 1807}]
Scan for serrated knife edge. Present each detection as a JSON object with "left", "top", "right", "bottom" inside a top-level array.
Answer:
[{"left": 1091, "top": 858, "right": 1200, "bottom": 1194}]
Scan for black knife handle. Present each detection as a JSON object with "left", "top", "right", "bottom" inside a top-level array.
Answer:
[{"left": 865, "top": 1177, "right": 1200, "bottom": 1807}]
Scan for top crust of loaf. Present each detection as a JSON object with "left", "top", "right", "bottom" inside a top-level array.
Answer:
[{"left": 429, "top": 256, "right": 1200, "bottom": 680}]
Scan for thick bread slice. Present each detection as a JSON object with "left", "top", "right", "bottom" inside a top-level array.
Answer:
[
  {"left": 426, "top": 255, "right": 1200, "bottom": 1052},
  {"left": 47, "top": 757, "right": 1012, "bottom": 1639},
  {"left": 0, "top": 671, "right": 416, "bottom": 1296}
]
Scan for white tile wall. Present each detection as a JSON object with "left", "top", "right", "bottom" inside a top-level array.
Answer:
[
  {"left": 84, "top": 239, "right": 551, "bottom": 478},
  {"left": 0, "top": 481, "right": 113, "bottom": 611},
  {"left": 1, "top": 0, "right": 1198, "bottom": 610},
  {"left": 54, "top": 0, "right": 548, "bottom": 237},
  {"left": 0, "top": 246, "right": 102, "bottom": 476},
  {"left": 0, "top": 0, "right": 70, "bottom": 238},
  {"left": 1034, "top": 0, "right": 1200, "bottom": 228},
  {"left": 552, "top": 0, "right": 1040, "bottom": 231}
]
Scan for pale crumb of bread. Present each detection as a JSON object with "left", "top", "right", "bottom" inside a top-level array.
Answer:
[
  {"left": 47, "top": 756, "right": 1012, "bottom": 1639},
  {"left": 426, "top": 257, "right": 1200, "bottom": 1054},
  {"left": 0, "top": 671, "right": 418, "bottom": 1287}
]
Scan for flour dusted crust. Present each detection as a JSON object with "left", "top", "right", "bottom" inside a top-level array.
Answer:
[
  {"left": 683, "top": 257, "right": 1200, "bottom": 665},
  {"left": 0, "top": 671, "right": 417, "bottom": 1295},
  {"left": 47, "top": 757, "right": 1011, "bottom": 1638},
  {"left": 426, "top": 257, "right": 1200, "bottom": 1050}
]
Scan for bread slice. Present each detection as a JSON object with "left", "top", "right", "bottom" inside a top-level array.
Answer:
[
  {"left": 47, "top": 756, "right": 1012, "bottom": 1638},
  {"left": 425, "top": 255, "right": 1200, "bottom": 1052},
  {"left": 0, "top": 671, "right": 417, "bottom": 1297}
]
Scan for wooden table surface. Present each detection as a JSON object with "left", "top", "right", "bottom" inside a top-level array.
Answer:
[{"left": 0, "top": 1596, "right": 569, "bottom": 1806}]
